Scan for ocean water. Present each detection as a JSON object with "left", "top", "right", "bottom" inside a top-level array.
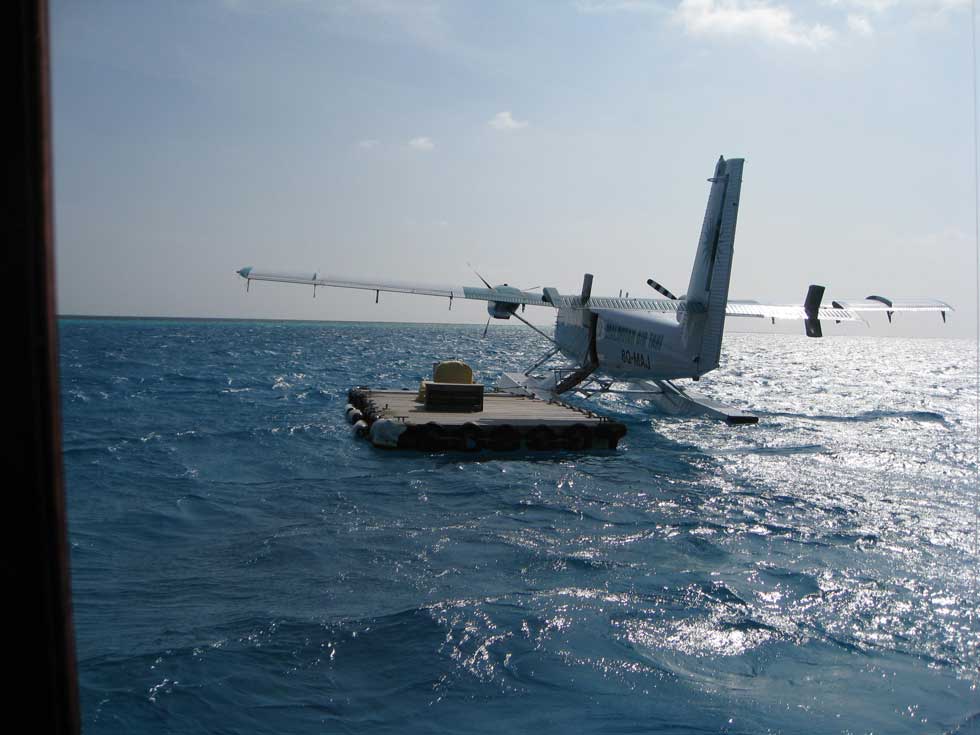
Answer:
[{"left": 60, "top": 318, "right": 980, "bottom": 734}]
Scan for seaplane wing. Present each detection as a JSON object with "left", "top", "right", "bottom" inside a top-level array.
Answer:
[
  {"left": 237, "top": 268, "right": 951, "bottom": 325},
  {"left": 236, "top": 267, "right": 548, "bottom": 307}
]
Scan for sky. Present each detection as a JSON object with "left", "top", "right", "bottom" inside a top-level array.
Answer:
[{"left": 51, "top": 0, "right": 977, "bottom": 337}]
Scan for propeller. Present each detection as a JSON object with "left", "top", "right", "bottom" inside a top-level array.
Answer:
[
  {"left": 468, "top": 262, "right": 493, "bottom": 289},
  {"left": 469, "top": 263, "right": 541, "bottom": 331},
  {"left": 468, "top": 264, "right": 564, "bottom": 347},
  {"left": 469, "top": 262, "right": 538, "bottom": 292},
  {"left": 646, "top": 278, "right": 678, "bottom": 300}
]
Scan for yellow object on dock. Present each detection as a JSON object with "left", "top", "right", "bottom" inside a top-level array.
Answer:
[
  {"left": 416, "top": 360, "right": 475, "bottom": 402},
  {"left": 433, "top": 360, "right": 473, "bottom": 384}
]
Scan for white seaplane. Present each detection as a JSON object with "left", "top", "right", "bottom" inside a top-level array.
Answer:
[{"left": 237, "top": 156, "right": 952, "bottom": 424}]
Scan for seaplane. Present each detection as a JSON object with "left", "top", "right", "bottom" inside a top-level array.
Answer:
[{"left": 237, "top": 156, "right": 952, "bottom": 425}]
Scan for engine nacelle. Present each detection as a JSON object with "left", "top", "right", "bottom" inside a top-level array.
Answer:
[
  {"left": 487, "top": 301, "right": 518, "bottom": 319},
  {"left": 486, "top": 285, "right": 522, "bottom": 319}
]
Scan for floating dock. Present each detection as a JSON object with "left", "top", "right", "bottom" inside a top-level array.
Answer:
[{"left": 346, "top": 387, "right": 627, "bottom": 451}]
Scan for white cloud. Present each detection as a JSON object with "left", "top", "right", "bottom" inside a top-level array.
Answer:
[
  {"left": 576, "top": 1, "right": 970, "bottom": 45},
  {"left": 408, "top": 136, "right": 435, "bottom": 151},
  {"left": 827, "top": 0, "right": 970, "bottom": 32},
  {"left": 818, "top": 0, "right": 970, "bottom": 35},
  {"left": 673, "top": 0, "right": 836, "bottom": 48},
  {"left": 846, "top": 13, "right": 874, "bottom": 34},
  {"left": 357, "top": 139, "right": 380, "bottom": 149},
  {"left": 825, "top": 0, "right": 969, "bottom": 18},
  {"left": 488, "top": 111, "right": 529, "bottom": 131}
]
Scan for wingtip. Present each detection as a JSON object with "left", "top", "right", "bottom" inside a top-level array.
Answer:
[{"left": 237, "top": 267, "right": 252, "bottom": 278}]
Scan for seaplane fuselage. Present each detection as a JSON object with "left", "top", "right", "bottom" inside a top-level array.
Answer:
[{"left": 554, "top": 307, "right": 700, "bottom": 381}]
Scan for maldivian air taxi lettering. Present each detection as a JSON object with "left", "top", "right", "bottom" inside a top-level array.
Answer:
[
  {"left": 621, "top": 349, "right": 652, "bottom": 369},
  {"left": 605, "top": 322, "right": 665, "bottom": 352}
]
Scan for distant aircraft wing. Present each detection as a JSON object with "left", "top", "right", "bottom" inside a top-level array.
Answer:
[
  {"left": 724, "top": 298, "right": 952, "bottom": 322},
  {"left": 535, "top": 294, "right": 950, "bottom": 320},
  {"left": 578, "top": 290, "right": 951, "bottom": 338},
  {"left": 830, "top": 297, "right": 953, "bottom": 314},
  {"left": 236, "top": 267, "right": 549, "bottom": 307},
  {"left": 532, "top": 295, "right": 865, "bottom": 321}
]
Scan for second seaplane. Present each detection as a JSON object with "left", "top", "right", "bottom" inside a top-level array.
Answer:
[{"left": 237, "top": 156, "right": 952, "bottom": 424}]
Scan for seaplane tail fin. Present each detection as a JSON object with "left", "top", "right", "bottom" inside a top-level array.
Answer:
[{"left": 684, "top": 156, "right": 744, "bottom": 376}]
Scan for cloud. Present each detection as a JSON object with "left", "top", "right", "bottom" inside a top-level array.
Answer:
[
  {"left": 488, "top": 111, "right": 529, "bottom": 131},
  {"left": 357, "top": 139, "right": 380, "bottom": 149},
  {"left": 846, "top": 13, "right": 874, "bottom": 34},
  {"left": 825, "top": 0, "right": 970, "bottom": 18},
  {"left": 576, "top": 1, "right": 970, "bottom": 44},
  {"left": 826, "top": 0, "right": 970, "bottom": 32},
  {"left": 673, "top": 1, "right": 837, "bottom": 47},
  {"left": 408, "top": 136, "right": 435, "bottom": 151}
]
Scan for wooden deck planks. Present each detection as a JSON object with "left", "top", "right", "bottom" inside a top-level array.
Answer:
[{"left": 365, "top": 389, "right": 606, "bottom": 427}]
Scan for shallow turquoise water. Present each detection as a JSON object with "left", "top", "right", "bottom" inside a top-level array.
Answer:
[{"left": 61, "top": 319, "right": 980, "bottom": 733}]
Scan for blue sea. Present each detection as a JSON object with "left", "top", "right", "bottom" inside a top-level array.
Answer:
[{"left": 60, "top": 319, "right": 980, "bottom": 734}]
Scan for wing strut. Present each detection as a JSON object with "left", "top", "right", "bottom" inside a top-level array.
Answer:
[
  {"left": 555, "top": 278, "right": 600, "bottom": 394},
  {"left": 512, "top": 311, "right": 560, "bottom": 347}
]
